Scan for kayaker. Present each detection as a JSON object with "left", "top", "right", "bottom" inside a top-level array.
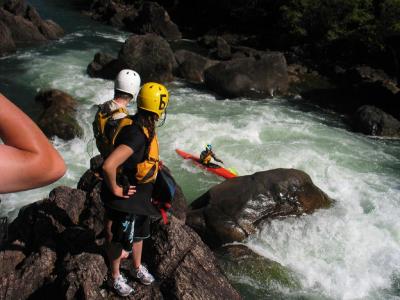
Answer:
[
  {"left": 95, "top": 77, "right": 170, "bottom": 297},
  {"left": 199, "top": 144, "right": 224, "bottom": 166}
]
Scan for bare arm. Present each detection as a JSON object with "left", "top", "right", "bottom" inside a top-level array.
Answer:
[
  {"left": 0, "top": 94, "right": 66, "bottom": 193},
  {"left": 102, "top": 144, "right": 136, "bottom": 198}
]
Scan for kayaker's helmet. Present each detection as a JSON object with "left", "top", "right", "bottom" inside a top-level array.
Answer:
[
  {"left": 115, "top": 69, "right": 141, "bottom": 101},
  {"left": 206, "top": 144, "right": 212, "bottom": 151},
  {"left": 137, "top": 82, "right": 169, "bottom": 118}
]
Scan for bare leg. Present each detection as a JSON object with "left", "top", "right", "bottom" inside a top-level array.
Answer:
[
  {"left": 109, "top": 245, "right": 124, "bottom": 278},
  {"left": 104, "top": 217, "right": 129, "bottom": 278},
  {"left": 132, "top": 240, "right": 143, "bottom": 269}
]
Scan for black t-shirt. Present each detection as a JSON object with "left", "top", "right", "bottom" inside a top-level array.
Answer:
[
  {"left": 101, "top": 123, "right": 159, "bottom": 216},
  {"left": 115, "top": 125, "right": 147, "bottom": 177}
]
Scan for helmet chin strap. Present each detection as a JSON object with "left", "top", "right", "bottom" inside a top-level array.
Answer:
[{"left": 157, "top": 109, "right": 167, "bottom": 127}]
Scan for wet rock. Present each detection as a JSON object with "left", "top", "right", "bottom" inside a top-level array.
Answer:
[
  {"left": 35, "top": 89, "right": 83, "bottom": 140},
  {"left": 118, "top": 33, "right": 177, "bottom": 83},
  {"left": 143, "top": 217, "right": 241, "bottom": 300},
  {"left": 88, "top": 34, "right": 177, "bottom": 83},
  {"left": 353, "top": 105, "right": 400, "bottom": 137},
  {"left": 204, "top": 52, "right": 289, "bottom": 98},
  {"left": 187, "top": 169, "right": 331, "bottom": 248},
  {"left": 125, "top": 1, "right": 181, "bottom": 41},
  {"left": 175, "top": 49, "right": 218, "bottom": 83},
  {"left": 86, "top": 52, "right": 123, "bottom": 80},
  {"left": 216, "top": 244, "right": 301, "bottom": 295}
]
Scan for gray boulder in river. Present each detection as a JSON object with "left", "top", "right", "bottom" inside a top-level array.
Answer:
[
  {"left": 35, "top": 89, "right": 83, "bottom": 141},
  {"left": 186, "top": 168, "right": 332, "bottom": 248},
  {"left": 87, "top": 33, "right": 177, "bottom": 83},
  {"left": 353, "top": 105, "right": 400, "bottom": 138},
  {"left": 0, "top": 0, "right": 64, "bottom": 56},
  {"left": 204, "top": 52, "right": 289, "bottom": 98}
]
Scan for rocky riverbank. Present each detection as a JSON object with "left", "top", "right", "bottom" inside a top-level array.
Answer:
[
  {"left": 83, "top": 0, "right": 400, "bottom": 138},
  {"left": 0, "top": 0, "right": 64, "bottom": 56},
  {"left": 0, "top": 156, "right": 333, "bottom": 299}
]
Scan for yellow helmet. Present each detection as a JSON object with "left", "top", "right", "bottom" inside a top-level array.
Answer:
[{"left": 137, "top": 82, "right": 169, "bottom": 117}]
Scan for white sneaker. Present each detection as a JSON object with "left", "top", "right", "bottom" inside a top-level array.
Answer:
[
  {"left": 108, "top": 274, "right": 134, "bottom": 297},
  {"left": 130, "top": 264, "right": 155, "bottom": 285}
]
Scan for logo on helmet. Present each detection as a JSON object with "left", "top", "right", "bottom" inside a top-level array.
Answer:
[{"left": 159, "top": 94, "right": 167, "bottom": 110}]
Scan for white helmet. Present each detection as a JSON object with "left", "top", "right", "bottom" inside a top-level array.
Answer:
[{"left": 114, "top": 69, "right": 141, "bottom": 101}]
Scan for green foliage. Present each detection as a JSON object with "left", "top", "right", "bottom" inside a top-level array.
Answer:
[{"left": 275, "top": 0, "right": 400, "bottom": 62}]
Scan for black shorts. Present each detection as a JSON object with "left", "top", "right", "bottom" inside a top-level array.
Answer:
[{"left": 106, "top": 208, "right": 150, "bottom": 251}]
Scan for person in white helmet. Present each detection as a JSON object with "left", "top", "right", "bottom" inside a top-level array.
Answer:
[
  {"left": 92, "top": 69, "right": 143, "bottom": 297},
  {"left": 101, "top": 69, "right": 141, "bottom": 121}
]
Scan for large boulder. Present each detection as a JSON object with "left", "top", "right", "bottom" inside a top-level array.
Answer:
[
  {"left": 142, "top": 217, "right": 241, "bottom": 300},
  {"left": 25, "top": 6, "right": 64, "bottom": 40},
  {"left": 300, "top": 65, "right": 400, "bottom": 119},
  {"left": 175, "top": 49, "right": 218, "bottom": 83},
  {"left": 125, "top": 1, "right": 181, "bottom": 41},
  {"left": 0, "top": 7, "right": 46, "bottom": 43},
  {"left": 187, "top": 169, "right": 331, "bottom": 248},
  {"left": 87, "top": 34, "right": 177, "bottom": 83},
  {"left": 86, "top": 51, "right": 124, "bottom": 80},
  {"left": 204, "top": 52, "right": 289, "bottom": 98},
  {"left": 118, "top": 33, "right": 177, "bottom": 83},
  {"left": 35, "top": 89, "right": 83, "bottom": 140},
  {"left": 353, "top": 105, "right": 400, "bottom": 137},
  {"left": 0, "top": 20, "right": 16, "bottom": 55},
  {"left": 8, "top": 186, "right": 87, "bottom": 251},
  {"left": 0, "top": 0, "right": 64, "bottom": 56}
]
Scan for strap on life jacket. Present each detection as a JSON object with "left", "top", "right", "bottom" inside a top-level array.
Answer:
[{"left": 152, "top": 164, "right": 176, "bottom": 224}]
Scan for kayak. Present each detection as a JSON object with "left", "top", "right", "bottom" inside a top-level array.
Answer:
[{"left": 175, "top": 149, "right": 237, "bottom": 179}]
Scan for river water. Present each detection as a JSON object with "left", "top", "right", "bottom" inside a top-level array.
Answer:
[{"left": 1, "top": 1, "right": 400, "bottom": 299}]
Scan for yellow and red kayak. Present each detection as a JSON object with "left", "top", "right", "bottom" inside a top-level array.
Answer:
[{"left": 175, "top": 149, "right": 237, "bottom": 179}]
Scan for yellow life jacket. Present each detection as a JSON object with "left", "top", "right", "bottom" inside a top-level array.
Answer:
[
  {"left": 200, "top": 150, "right": 212, "bottom": 164},
  {"left": 93, "top": 106, "right": 129, "bottom": 158},
  {"left": 93, "top": 107, "right": 159, "bottom": 184}
]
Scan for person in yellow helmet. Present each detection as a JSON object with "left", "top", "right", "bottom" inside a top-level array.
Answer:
[
  {"left": 199, "top": 144, "right": 223, "bottom": 166},
  {"left": 100, "top": 82, "right": 169, "bottom": 297}
]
